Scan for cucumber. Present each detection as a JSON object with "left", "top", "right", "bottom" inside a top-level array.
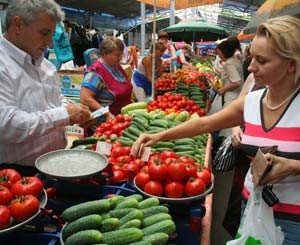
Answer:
[
  {"left": 137, "top": 197, "right": 159, "bottom": 209},
  {"left": 132, "top": 116, "right": 149, "bottom": 129},
  {"left": 108, "top": 195, "right": 126, "bottom": 209},
  {"left": 152, "top": 141, "right": 175, "bottom": 149},
  {"left": 142, "top": 205, "right": 169, "bottom": 218},
  {"left": 122, "top": 129, "right": 138, "bottom": 141},
  {"left": 142, "top": 232, "right": 169, "bottom": 245},
  {"left": 176, "top": 151, "right": 196, "bottom": 156},
  {"left": 147, "top": 126, "right": 164, "bottom": 131},
  {"left": 128, "top": 241, "right": 151, "bottom": 245},
  {"left": 173, "top": 138, "right": 196, "bottom": 146},
  {"left": 127, "top": 126, "right": 143, "bottom": 137},
  {"left": 65, "top": 229, "right": 103, "bottom": 245},
  {"left": 142, "top": 219, "right": 176, "bottom": 236},
  {"left": 71, "top": 137, "right": 99, "bottom": 147},
  {"left": 62, "top": 199, "right": 111, "bottom": 222},
  {"left": 115, "top": 197, "right": 139, "bottom": 210},
  {"left": 130, "top": 121, "right": 147, "bottom": 132},
  {"left": 142, "top": 213, "right": 172, "bottom": 228},
  {"left": 108, "top": 208, "right": 137, "bottom": 219},
  {"left": 100, "top": 212, "right": 110, "bottom": 220},
  {"left": 116, "top": 136, "right": 134, "bottom": 146},
  {"left": 121, "top": 102, "right": 147, "bottom": 115},
  {"left": 145, "top": 129, "right": 162, "bottom": 134},
  {"left": 149, "top": 119, "right": 169, "bottom": 128},
  {"left": 152, "top": 147, "right": 173, "bottom": 153},
  {"left": 119, "top": 218, "right": 142, "bottom": 229},
  {"left": 173, "top": 145, "right": 195, "bottom": 152},
  {"left": 102, "top": 228, "right": 143, "bottom": 245},
  {"left": 62, "top": 214, "right": 102, "bottom": 240},
  {"left": 119, "top": 209, "right": 144, "bottom": 225},
  {"left": 100, "top": 218, "right": 120, "bottom": 232},
  {"left": 125, "top": 194, "right": 144, "bottom": 202}
]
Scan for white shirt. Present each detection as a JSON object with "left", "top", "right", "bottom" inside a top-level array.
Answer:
[{"left": 0, "top": 35, "right": 70, "bottom": 166}]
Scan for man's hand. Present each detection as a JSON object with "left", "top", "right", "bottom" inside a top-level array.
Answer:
[{"left": 65, "top": 103, "right": 91, "bottom": 125}]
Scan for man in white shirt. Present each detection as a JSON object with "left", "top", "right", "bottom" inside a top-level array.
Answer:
[{"left": 0, "top": 0, "right": 91, "bottom": 170}]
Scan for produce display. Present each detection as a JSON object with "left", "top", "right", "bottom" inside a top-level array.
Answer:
[
  {"left": 0, "top": 169, "right": 44, "bottom": 230},
  {"left": 60, "top": 194, "right": 176, "bottom": 245}
]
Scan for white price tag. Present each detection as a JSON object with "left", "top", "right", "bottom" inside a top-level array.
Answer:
[
  {"left": 96, "top": 141, "right": 112, "bottom": 156},
  {"left": 140, "top": 146, "right": 151, "bottom": 162}
]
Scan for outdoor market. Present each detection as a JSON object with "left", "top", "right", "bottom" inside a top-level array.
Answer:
[{"left": 0, "top": 0, "right": 299, "bottom": 244}]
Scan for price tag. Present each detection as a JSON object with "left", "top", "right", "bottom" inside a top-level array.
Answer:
[
  {"left": 91, "top": 106, "right": 109, "bottom": 119},
  {"left": 96, "top": 141, "right": 112, "bottom": 156},
  {"left": 139, "top": 146, "right": 151, "bottom": 162}
]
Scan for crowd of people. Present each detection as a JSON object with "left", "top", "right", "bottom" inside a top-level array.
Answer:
[{"left": 0, "top": 0, "right": 299, "bottom": 244}]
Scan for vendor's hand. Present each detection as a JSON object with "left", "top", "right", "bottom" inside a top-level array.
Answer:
[
  {"left": 66, "top": 103, "right": 91, "bottom": 125},
  {"left": 131, "top": 133, "right": 161, "bottom": 158},
  {"left": 104, "top": 112, "right": 115, "bottom": 121},
  {"left": 231, "top": 126, "right": 243, "bottom": 147},
  {"left": 258, "top": 153, "right": 296, "bottom": 185}
]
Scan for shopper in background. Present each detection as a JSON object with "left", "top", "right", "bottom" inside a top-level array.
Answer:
[
  {"left": 0, "top": 0, "right": 91, "bottom": 173},
  {"left": 132, "top": 16, "right": 300, "bottom": 244},
  {"left": 127, "top": 45, "right": 138, "bottom": 70},
  {"left": 227, "top": 35, "right": 243, "bottom": 63},
  {"left": 157, "top": 31, "right": 176, "bottom": 72},
  {"left": 80, "top": 36, "right": 133, "bottom": 133},
  {"left": 173, "top": 44, "right": 193, "bottom": 70},
  {"left": 132, "top": 42, "right": 166, "bottom": 101}
]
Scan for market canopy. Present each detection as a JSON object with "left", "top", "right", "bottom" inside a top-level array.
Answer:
[
  {"left": 161, "top": 21, "right": 229, "bottom": 42},
  {"left": 244, "top": 0, "right": 300, "bottom": 34},
  {"left": 136, "top": 0, "right": 223, "bottom": 10}
]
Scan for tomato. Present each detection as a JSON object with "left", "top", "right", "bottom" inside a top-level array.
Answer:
[
  {"left": 111, "top": 141, "right": 122, "bottom": 149},
  {"left": 0, "top": 186, "right": 13, "bottom": 206},
  {"left": 178, "top": 156, "right": 195, "bottom": 165},
  {"left": 185, "top": 178, "right": 206, "bottom": 197},
  {"left": 197, "top": 169, "right": 212, "bottom": 186},
  {"left": 101, "top": 122, "right": 113, "bottom": 131},
  {"left": 123, "top": 146, "right": 131, "bottom": 155},
  {"left": 111, "top": 170, "right": 126, "bottom": 183},
  {"left": 111, "top": 123, "right": 123, "bottom": 134},
  {"left": 160, "top": 151, "right": 178, "bottom": 161},
  {"left": 116, "top": 155, "right": 132, "bottom": 165},
  {"left": 163, "top": 157, "right": 177, "bottom": 165},
  {"left": 103, "top": 130, "right": 112, "bottom": 138},
  {"left": 135, "top": 172, "right": 150, "bottom": 189},
  {"left": 115, "top": 114, "right": 125, "bottom": 123},
  {"left": 122, "top": 163, "right": 140, "bottom": 179},
  {"left": 45, "top": 188, "right": 57, "bottom": 199},
  {"left": 143, "top": 181, "right": 164, "bottom": 197},
  {"left": 185, "top": 164, "right": 198, "bottom": 179},
  {"left": 148, "top": 163, "right": 168, "bottom": 182},
  {"left": 10, "top": 195, "right": 40, "bottom": 222},
  {"left": 165, "top": 181, "right": 184, "bottom": 198},
  {"left": 132, "top": 158, "right": 145, "bottom": 167},
  {"left": 11, "top": 177, "right": 44, "bottom": 198},
  {"left": 0, "top": 205, "right": 11, "bottom": 230},
  {"left": 0, "top": 169, "right": 21, "bottom": 188},
  {"left": 167, "top": 162, "right": 187, "bottom": 181},
  {"left": 110, "top": 146, "right": 126, "bottom": 158}
]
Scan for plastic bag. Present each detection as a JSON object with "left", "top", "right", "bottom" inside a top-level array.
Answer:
[
  {"left": 209, "top": 89, "right": 223, "bottom": 115},
  {"left": 213, "top": 136, "right": 238, "bottom": 173},
  {"left": 227, "top": 187, "right": 284, "bottom": 245}
]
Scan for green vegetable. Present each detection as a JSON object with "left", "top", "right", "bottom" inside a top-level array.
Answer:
[
  {"left": 142, "top": 220, "right": 176, "bottom": 236},
  {"left": 125, "top": 194, "right": 144, "bottom": 202},
  {"left": 142, "top": 205, "right": 169, "bottom": 218},
  {"left": 121, "top": 102, "right": 147, "bottom": 115},
  {"left": 152, "top": 141, "right": 175, "bottom": 149},
  {"left": 100, "top": 218, "right": 120, "bottom": 232},
  {"left": 71, "top": 137, "right": 99, "bottom": 148},
  {"left": 108, "top": 195, "right": 126, "bottom": 209},
  {"left": 173, "top": 145, "right": 195, "bottom": 152},
  {"left": 128, "top": 241, "right": 151, "bottom": 245},
  {"left": 102, "top": 228, "right": 143, "bottom": 245},
  {"left": 122, "top": 129, "right": 138, "bottom": 141},
  {"left": 65, "top": 229, "right": 103, "bottom": 245},
  {"left": 149, "top": 119, "right": 169, "bottom": 128},
  {"left": 119, "top": 209, "right": 144, "bottom": 225},
  {"left": 173, "top": 138, "right": 196, "bottom": 146},
  {"left": 109, "top": 208, "right": 137, "bottom": 219},
  {"left": 62, "top": 199, "right": 111, "bottom": 222},
  {"left": 137, "top": 197, "right": 159, "bottom": 209},
  {"left": 119, "top": 218, "right": 142, "bottom": 229},
  {"left": 62, "top": 214, "right": 102, "bottom": 240},
  {"left": 142, "top": 213, "right": 172, "bottom": 228},
  {"left": 174, "top": 111, "right": 190, "bottom": 122},
  {"left": 116, "top": 136, "right": 134, "bottom": 146},
  {"left": 127, "top": 126, "right": 143, "bottom": 137},
  {"left": 142, "top": 232, "right": 169, "bottom": 245},
  {"left": 115, "top": 197, "right": 139, "bottom": 210}
]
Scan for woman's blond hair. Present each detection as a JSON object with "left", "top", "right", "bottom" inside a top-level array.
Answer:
[
  {"left": 256, "top": 15, "right": 300, "bottom": 83},
  {"left": 99, "top": 36, "right": 124, "bottom": 56}
]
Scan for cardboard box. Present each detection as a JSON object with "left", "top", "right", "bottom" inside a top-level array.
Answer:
[{"left": 58, "top": 70, "right": 84, "bottom": 97}]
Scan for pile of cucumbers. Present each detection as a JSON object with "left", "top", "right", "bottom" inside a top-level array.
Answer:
[{"left": 61, "top": 194, "right": 176, "bottom": 245}]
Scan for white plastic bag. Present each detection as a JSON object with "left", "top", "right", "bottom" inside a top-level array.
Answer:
[{"left": 227, "top": 187, "right": 284, "bottom": 245}]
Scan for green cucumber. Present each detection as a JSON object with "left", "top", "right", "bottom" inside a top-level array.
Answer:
[
  {"left": 142, "top": 205, "right": 169, "bottom": 218},
  {"left": 173, "top": 138, "right": 196, "bottom": 146},
  {"left": 130, "top": 121, "right": 147, "bottom": 132},
  {"left": 102, "top": 228, "right": 143, "bottom": 245},
  {"left": 122, "top": 129, "right": 138, "bottom": 141},
  {"left": 173, "top": 145, "right": 195, "bottom": 152},
  {"left": 125, "top": 194, "right": 144, "bottom": 202},
  {"left": 62, "top": 199, "right": 111, "bottom": 222},
  {"left": 62, "top": 214, "right": 102, "bottom": 240},
  {"left": 142, "top": 219, "right": 176, "bottom": 236},
  {"left": 149, "top": 119, "right": 169, "bottom": 128},
  {"left": 119, "top": 218, "right": 142, "bottom": 229},
  {"left": 142, "top": 213, "right": 172, "bottom": 228},
  {"left": 128, "top": 241, "right": 151, "bottom": 245},
  {"left": 116, "top": 136, "right": 134, "bottom": 146},
  {"left": 137, "top": 197, "right": 159, "bottom": 209},
  {"left": 119, "top": 209, "right": 144, "bottom": 225},
  {"left": 71, "top": 137, "right": 99, "bottom": 147},
  {"left": 132, "top": 116, "right": 149, "bottom": 129},
  {"left": 121, "top": 102, "right": 147, "bottom": 115},
  {"left": 152, "top": 147, "right": 173, "bottom": 153},
  {"left": 65, "top": 229, "right": 103, "bottom": 245},
  {"left": 127, "top": 126, "right": 143, "bottom": 137},
  {"left": 176, "top": 151, "right": 196, "bottom": 156},
  {"left": 142, "top": 232, "right": 169, "bottom": 245},
  {"left": 108, "top": 208, "right": 137, "bottom": 219},
  {"left": 100, "top": 218, "right": 120, "bottom": 232},
  {"left": 115, "top": 197, "right": 139, "bottom": 210},
  {"left": 108, "top": 195, "right": 126, "bottom": 209},
  {"left": 152, "top": 141, "right": 175, "bottom": 149}
]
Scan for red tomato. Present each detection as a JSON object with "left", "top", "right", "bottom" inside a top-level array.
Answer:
[
  {"left": 178, "top": 156, "right": 195, "bottom": 165},
  {"left": 197, "top": 169, "right": 212, "bottom": 186},
  {"left": 115, "top": 114, "right": 125, "bottom": 123},
  {"left": 111, "top": 170, "right": 126, "bottom": 183},
  {"left": 45, "top": 188, "right": 57, "bottom": 199},
  {"left": 143, "top": 181, "right": 164, "bottom": 196},
  {"left": 103, "top": 130, "right": 112, "bottom": 138},
  {"left": 11, "top": 177, "right": 44, "bottom": 198},
  {"left": 185, "top": 164, "right": 198, "bottom": 179},
  {"left": 0, "top": 169, "right": 22, "bottom": 188},
  {"left": 132, "top": 158, "right": 145, "bottom": 167},
  {"left": 122, "top": 163, "right": 140, "bottom": 179},
  {"left": 165, "top": 181, "right": 184, "bottom": 198},
  {"left": 160, "top": 151, "right": 178, "bottom": 161},
  {"left": 111, "top": 147, "right": 126, "bottom": 158},
  {"left": 123, "top": 146, "right": 131, "bottom": 155},
  {"left": 0, "top": 205, "right": 11, "bottom": 230},
  {"left": 10, "top": 195, "right": 40, "bottom": 222},
  {"left": 148, "top": 163, "right": 168, "bottom": 182},
  {"left": 163, "top": 157, "right": 177, "bottom": 165},
  {"left": 135, "top": 172, "right": 150, "bottom": 189},
  {"left": 111, "top": 123, "right": 123, "bottom": 134},
  {"left": 0, "top": 186, "right": 13, "bottom": 206},
  {"left": 185, "top": 178, "right": 206, "bottom": 197},
  {"left": 116, "top": 155, "right": 132, "bottom": 165},
  {"left": 111, "top": 141, "right": 122, "bottom": 149},
  {"left": 101, "top": 122, "right": 113, "bottom": 131},
  {"left": 167, "top": 162, "right": 187, "bottom": 181}
]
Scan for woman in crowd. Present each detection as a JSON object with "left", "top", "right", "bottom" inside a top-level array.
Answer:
[
  {"left": 80, "top": 36, "right": 132, "bottom": 132},
  {"left": 173, "top": 44, "right": 193, "bottom": 70},
  {"left": 157, "top": 31, "right": 176, "bottom": 72},
  {"left": 132, "top": 42, "right": 166, "bottom": 101},
  {"left": 131, "top": 16, "right": 300, "bottom": 244}
]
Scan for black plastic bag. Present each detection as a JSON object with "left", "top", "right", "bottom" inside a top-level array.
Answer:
[{"left": 213, "top": 136, "right": 238, "bottom": 173}]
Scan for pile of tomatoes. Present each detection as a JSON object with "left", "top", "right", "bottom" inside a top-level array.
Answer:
[
  {"left": 0, "top": 169, "right": 44, "bottom": 230},
  {"left": 93, "top": 114, "right": 132, "bottom": 139},
  {"left": 134, "top": 151, "right": 211, "bottom": 198},
  {"left": 155, "top": 78, "right": 176, "bottom": 91},
  {"left": 147, "top": 92, "right": 206, "bottom": 116}
]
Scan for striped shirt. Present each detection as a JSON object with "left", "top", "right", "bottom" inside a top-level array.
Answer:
[
  {"left": 0, "top": 36, "right": 70, "bottom": 166},
  {"left": 241, "top": 88, "right": 300, "bottom": 219}
]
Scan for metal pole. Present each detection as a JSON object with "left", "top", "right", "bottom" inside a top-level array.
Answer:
[
  {"left": 150, "top": 0, "right": 157, "bottom": 100},
  {"left": 170, "top": 0, "right": 175, "bottom": 26},
  {"left": 140, "top": 3, "right": 146, "bottom": 57}
]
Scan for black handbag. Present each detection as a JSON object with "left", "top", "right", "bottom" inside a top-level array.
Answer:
[{"left": 213, "top": 136, "right": 238, "bottom": 173}]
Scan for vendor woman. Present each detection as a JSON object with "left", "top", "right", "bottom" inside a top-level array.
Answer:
[
  {"left": 132, "top": 42, "right": 166, "bottom": 101},
  {"left": 80, "top": 36, "right": 133, "bottom": 130}
]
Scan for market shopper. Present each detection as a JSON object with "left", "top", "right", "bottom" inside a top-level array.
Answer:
[
  {"left": 132, "top": 41, "right": 166, "bottom": 101},
  {"left": 132, "top": 16, "right": 300, "bottom": 244},
  {"left": 0, "top": 0, "right": 91, "bottom": 172},
  {"left": 173, "top": 44, "right": 193, "bottom": 70},
  {"left": 157, "top": 31, "right": 176, "bottom": 72},
  {"left": 80, "top": 36, "right": 133, "bottom": 131}
]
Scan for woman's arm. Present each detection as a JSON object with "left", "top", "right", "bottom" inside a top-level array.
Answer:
[{"left": 143, "top": 56, "right": 153, "bottom": 83}]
